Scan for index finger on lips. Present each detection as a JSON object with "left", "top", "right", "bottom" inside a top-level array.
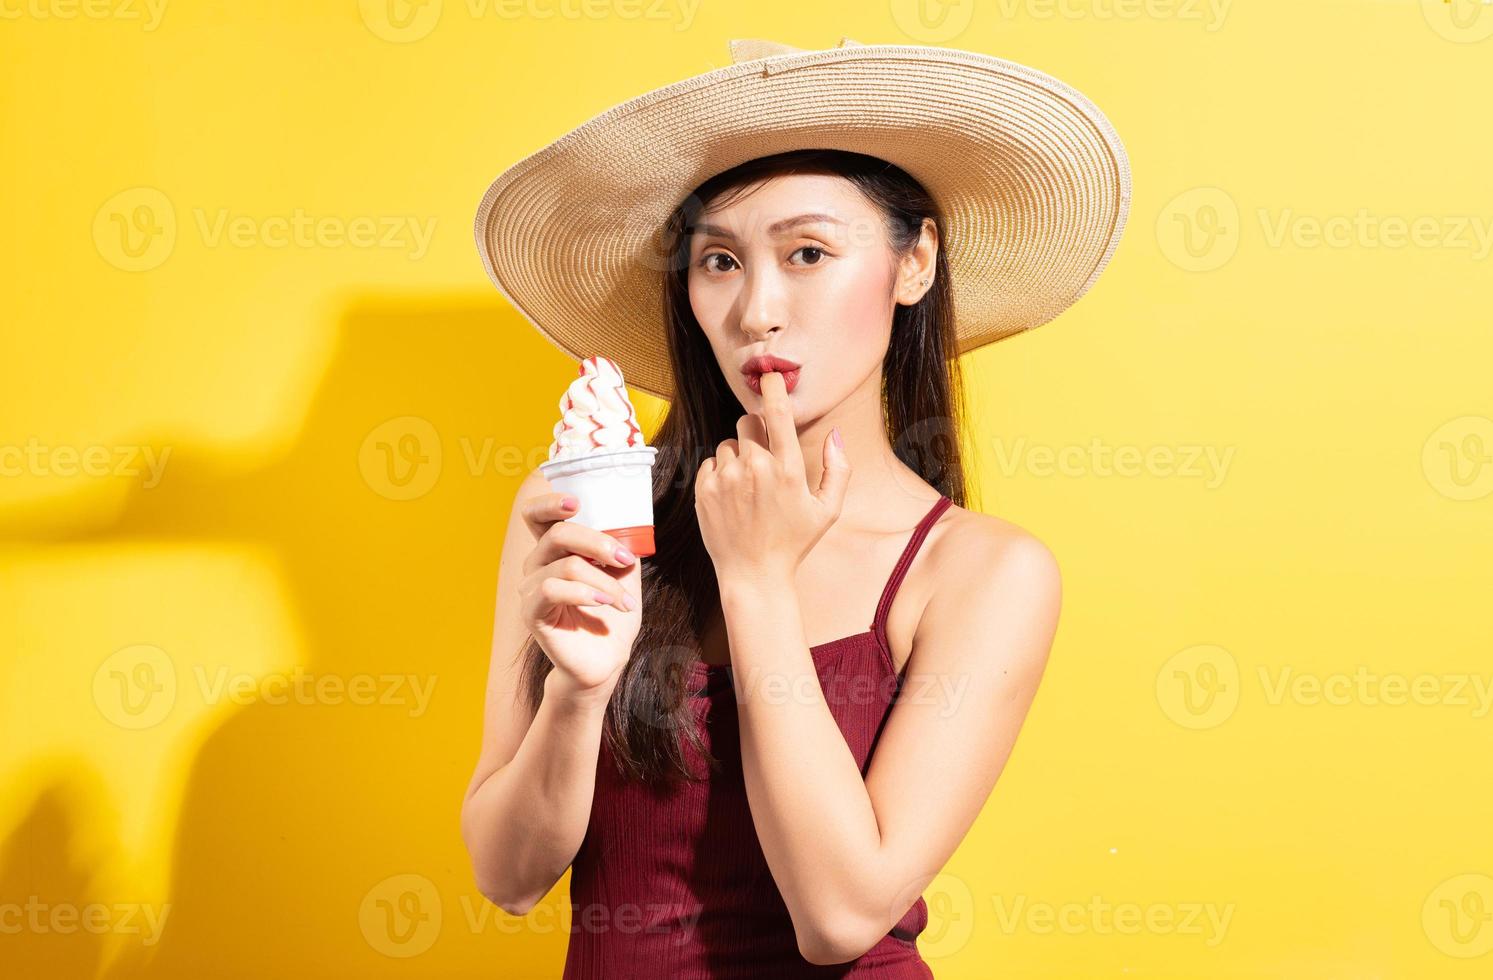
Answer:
[
  {"left": 736, "top": 413, "right": 769, "bottom": 455},
  {"left": 758, "top": 371, "right": 803, "bottom": 475}
]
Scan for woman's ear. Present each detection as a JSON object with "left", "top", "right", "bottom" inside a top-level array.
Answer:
[{"left": 894, "top": 217, "right": 940, "bottom": 306}]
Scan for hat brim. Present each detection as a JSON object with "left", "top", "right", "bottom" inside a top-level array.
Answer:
[{"left": 475, "top": 42, "right": 1131, "bottom": 401}]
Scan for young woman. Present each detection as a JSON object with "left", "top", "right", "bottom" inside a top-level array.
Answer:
[{"left": 462, "top": 38, "right": 1129, "bottom": 978}]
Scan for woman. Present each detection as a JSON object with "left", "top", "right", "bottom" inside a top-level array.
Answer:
[{"left": 462, "top": 38, "right": 1130, "bottom": 977}]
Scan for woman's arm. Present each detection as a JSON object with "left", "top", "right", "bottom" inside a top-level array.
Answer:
[
  {"left": 722, "top": 527, "right": 1060, "bottom": 964},
  {"left": 461, "top": 673, "right": 610, "bottom": 915},
  {"left": 459, "top": 468, "right": 620, "bottom": 915}
]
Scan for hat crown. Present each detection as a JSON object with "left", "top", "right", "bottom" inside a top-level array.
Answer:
[{"left": 727, "top": 36, "right": 863, "bottom": 64}]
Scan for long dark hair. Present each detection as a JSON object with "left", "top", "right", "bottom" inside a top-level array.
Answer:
[{"left": 518, "top": 148, "right": 973, "bottom": 789}]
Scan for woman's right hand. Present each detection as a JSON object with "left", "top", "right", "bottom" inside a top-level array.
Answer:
[{"left": 519, "top": 492, "right": 642, "bottom": 701}]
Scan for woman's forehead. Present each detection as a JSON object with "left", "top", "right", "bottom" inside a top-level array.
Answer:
[{"left": 693, "top": 175, "right": 879, "bottom": 241}]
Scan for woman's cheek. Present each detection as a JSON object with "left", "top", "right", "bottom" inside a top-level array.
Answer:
[
  {"left": 817, "top": 265, "right": 894, "bottom": 345},
  {"left": 689, "top": 291, "right": 727, "bottom": 348},
  {"left": 836, "top": 259, "right": 889, "bottom": 328}
]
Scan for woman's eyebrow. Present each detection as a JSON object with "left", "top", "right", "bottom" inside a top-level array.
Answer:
[{"left": 692, "top": 212, "right": 847, "bottom": 240}]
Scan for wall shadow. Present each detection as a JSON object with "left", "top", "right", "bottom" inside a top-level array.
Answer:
[{"left": 1, "top": 295, "right": 584, "bottom": 977}]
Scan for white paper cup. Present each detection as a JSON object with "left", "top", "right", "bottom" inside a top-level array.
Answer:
[{"left": 539, "top": 446, "right": 658, "bottom": 557}]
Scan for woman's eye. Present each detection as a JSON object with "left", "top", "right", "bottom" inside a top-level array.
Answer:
[{"left": 698, "top": 247, "right": 825, "bottom": 272}]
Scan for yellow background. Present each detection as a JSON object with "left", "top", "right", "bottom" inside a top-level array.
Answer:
[{"left": 4, "top": 0, "right": 1492, "bottom": 976}]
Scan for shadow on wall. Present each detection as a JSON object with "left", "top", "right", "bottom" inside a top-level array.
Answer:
[{"left": 2, "top": 296, "right": 593, "bottom": 978}]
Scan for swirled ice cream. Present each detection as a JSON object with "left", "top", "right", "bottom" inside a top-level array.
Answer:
[
  {"left": 548, "top": 355, "right": 647, "bottom": 461},
  {"left": 539, "top": 355, "right": 658, "bottom": 558}
]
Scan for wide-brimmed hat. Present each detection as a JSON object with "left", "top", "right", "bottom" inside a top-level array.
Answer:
[{"left": 475, "top": 36, "right": 1131, "bottom": 401}]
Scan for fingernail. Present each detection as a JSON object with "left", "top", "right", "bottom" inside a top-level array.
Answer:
[
  {"left": 621, "top": 593, "right": 637, "bottom": 611},
  {"left": 614, "top": 545, "right": 636, "bottom": 565},
  {"left": 593, "top": 589, "right": 611, "bottom": 605},
  {"left": 562, "top": 496, "right": 578, "bottom": 511},
  {"left": 831, "top": 427, "right": 844, "bottom": 449}
]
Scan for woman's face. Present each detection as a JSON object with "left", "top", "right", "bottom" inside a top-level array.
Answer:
[{"left": 686, "top": 173, "right": 917, "bottom": 421}]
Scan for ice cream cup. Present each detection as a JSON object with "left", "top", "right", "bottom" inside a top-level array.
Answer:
[{"left": 539, "top": 445, "right": 659, "bottom": 558}]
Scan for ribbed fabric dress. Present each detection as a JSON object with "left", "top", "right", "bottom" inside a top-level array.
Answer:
[{"left": 561, "top": 494, "right": 953, "bottom": 979}]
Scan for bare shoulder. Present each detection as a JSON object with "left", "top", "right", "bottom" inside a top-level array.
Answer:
[
  {"left": 930, "top": 502, "right": 1060, "bottom": 583},
  {"left": 915, "top": 502, "right": 1062, "bottom": 665}
]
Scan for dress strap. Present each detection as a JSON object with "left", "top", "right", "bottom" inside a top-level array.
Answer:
[{"left": 871, "top": 495, "right": 953, "bottom": 647}]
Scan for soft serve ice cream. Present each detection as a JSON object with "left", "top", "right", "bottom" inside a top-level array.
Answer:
[
  {"left": 548, "top": 356, "right": 647, "bottom": 461},
  {"left": 538, "top": 355, "right": 659, "bottom": 558}
]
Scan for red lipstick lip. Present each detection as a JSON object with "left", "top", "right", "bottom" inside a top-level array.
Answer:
[
  {"left": 742, "top": 355, "right": 801, "bottom": 393},
  {"left": 741, "top": 354, "right": 802, "bottom": 377},
  {"left": 744, "top": 367, "right": 800, "bottom": 395}
]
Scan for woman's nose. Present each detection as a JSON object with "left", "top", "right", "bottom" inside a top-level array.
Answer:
[{"left": 737, "top": 268, "right": 787, "bottom": 340}]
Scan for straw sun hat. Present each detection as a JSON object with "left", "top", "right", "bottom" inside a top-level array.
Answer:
[{"left": 474, "top": 36, "right": 1131, "bottom": 401}]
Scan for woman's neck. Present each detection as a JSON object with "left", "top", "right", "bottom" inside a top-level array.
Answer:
[{"left": 796, "top": 367, "right": 940, "bottom": 532}]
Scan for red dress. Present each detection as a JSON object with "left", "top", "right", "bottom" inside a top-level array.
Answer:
[{"left": 561, "top": 495, "right": 954, "bottom": 978}]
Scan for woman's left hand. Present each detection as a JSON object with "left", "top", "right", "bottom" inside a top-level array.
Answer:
[{"left": 694, "top": 370, "right": 851, "bottom": 584}]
